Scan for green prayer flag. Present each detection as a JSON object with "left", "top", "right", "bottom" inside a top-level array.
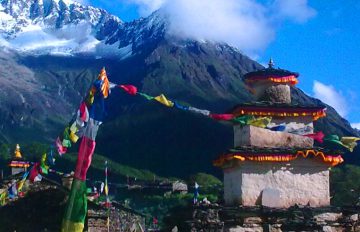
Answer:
[
  {"left": 62, "top": 139, "right": 72, "bottom": 148},
  {"left": 63, "top": 179, "right": 88, "bottom": 223},
  {"left": 232, "top": 115, "right": 254, "bottom": 125},
  {"left": 138, "top": 92, "right": 154, "bottom": 100}
]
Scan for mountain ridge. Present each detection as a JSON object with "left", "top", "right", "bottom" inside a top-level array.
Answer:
[
  {"left": 0, "top": 0, "right": 170, "bottom": 58},
  {"left": 0, "top": 0, "right": 358, "bottom": 177}
]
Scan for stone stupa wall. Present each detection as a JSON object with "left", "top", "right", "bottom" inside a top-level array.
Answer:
[
  {"left": 223, "top": 159, "right": 330, "bottom": 207},
  {"left": 233, "top": 125, "right": 314, "bottom": 148},
  {"left": 252, "top": 83, "right": 291, "bottom": 104}
]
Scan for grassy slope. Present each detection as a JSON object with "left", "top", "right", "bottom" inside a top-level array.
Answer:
[{"left": 55, "top": 152, "right": 162, "bottom": 182}]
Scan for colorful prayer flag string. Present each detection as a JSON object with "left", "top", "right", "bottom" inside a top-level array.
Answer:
[{"left": 61, "top": 67, "right": 109, "bottom": 232}]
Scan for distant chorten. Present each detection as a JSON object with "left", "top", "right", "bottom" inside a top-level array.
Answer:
[{"left": 9, "top": 144, "right": 29, "bottom": 175}]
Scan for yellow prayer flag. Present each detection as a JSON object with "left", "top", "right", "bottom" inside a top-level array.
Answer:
[
  {"left": 248, "top": 117, "right": 272, "bottom": 128},
  {"left": 0, "top": 192, "right": 6, "bottom": 205},
  {"left": 341, "top": 137, "right": 360, "bottom": 152},
  {"left": 341, "top": 137, "right": 360, "bottom": 144},
  {"left": 69, "top": 131, "right": 79, "bottom": 143},
  {"left": 87, "top": 91, "right": 95, "bottom": 105},
  {"left": 154, "top": 94, "right": 174, "bottom": 107},
  {"left": 104, "top": 184, "right": 109, "bottom": 196},
  {"left": 17, "top": 180, "right": 25, "bottom": 192}
]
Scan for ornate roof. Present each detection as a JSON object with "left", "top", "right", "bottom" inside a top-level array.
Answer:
[
  {"left": 243, "top": 59, "right": 299, "bottom": 85},
  {"left": 8, "top": 160, "right": 30, "bottom": 168},
  {"left": 229, "top": 101, "right": 327, "bottom": 120},
  {"left": 244, "top": 59, "right": 299, "bottom": 80},
  {"left": 230, "top": 101, "right": 326, "bottom": 110},
  {"left": 213, "top": 147, "right": 344, "bottom": 168},
  {"left": 243, "top": 67, "right": 299, "bottom": 80}
]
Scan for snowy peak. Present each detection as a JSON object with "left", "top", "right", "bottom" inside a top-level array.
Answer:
[
  {"left": 0, "top": 0, "right": 122, "bottom": 36},
  {"left": 0, "top": 0, "right": 169, "bottom": 58},
  {"left": 0, "top": 0, "right": 135, "bottom": 57}
]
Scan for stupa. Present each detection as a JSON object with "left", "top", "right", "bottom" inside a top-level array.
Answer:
[
  {"left": 214, "top": 59, "right": 344, "bottom": 208},
  {"left": 8, "top": 144, "right": 30, "bottom": 175}
]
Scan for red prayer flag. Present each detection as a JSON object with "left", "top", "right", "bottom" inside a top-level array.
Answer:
[
  {"left": 304, "top": 131, "right": 325, "bottom": 143},
  {"left": 74, "top": 136, "right": 96, "bottom": 181},
  {"left": 119, "top": 85, "right": 138, "bottom": 95},
  {"left": 209, "top": 113, "right": 234, "bottom": 121},
  {"left": 29, "top": 163, "right": 40, "bottom": 183},
  {"left": 79, "top": 102, "right": 88, "bottom": 122},
  {"left": 153, "top": 217, "right": 158, "bottom": 225}
]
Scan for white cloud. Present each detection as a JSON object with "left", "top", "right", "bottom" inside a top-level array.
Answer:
[
  {"left": 351, "top": 123, "right": 360, "bottom": 130},
  {"left": 63, "top": 0, "right": 89, "bottom": 5},
  {"left": 124, "top": 0, "right": 316, "bottom": 54},
  {"left": 128, "top": 0, "right": 165, "bottom": 15},
  {"left": 312, "top": 80, "right": 348, "bottom": 117},
  {"left": 271, "top": 0, "right": 316, "bottom": 23},
  {"left": 165, "top": 0, "right": 275, "bottom": 54}
]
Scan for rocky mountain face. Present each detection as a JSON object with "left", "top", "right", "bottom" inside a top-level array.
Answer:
[
  {"left": 0, "top": 0, "right": 167, "bottom": 57},
  {"left": 0, "top": 0, "right": 358, "bottom": 177}
]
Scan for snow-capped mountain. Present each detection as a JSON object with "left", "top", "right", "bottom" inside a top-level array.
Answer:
[
  {"left": 0, "top": 0, "right": 358, "bottom": 177},
  {"left": 0, "top": 0, "right": 166, "bottom": 58}
]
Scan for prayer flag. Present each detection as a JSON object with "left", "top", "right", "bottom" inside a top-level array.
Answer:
[
  {"left": 8, "top": 183, "right": 17, "bottom": 198},
  {"left": 97, "top": 67, "right": 110, "bottom": 98},
  {"left": 194, "top": 182, "right": 199, "bottom": 204},
  {"left": 209, "top": 113, "right": 234, "bottom": 121},
  {"left": 69, "top": 131, "right": 79, "bottom": 143},
  {"left": 29, "top": 163, "right": 40, "bottom": 183},
  {"left": 62, "top": 179, "right": 88, "bottom": 232},
  {"left": 304, "top": 131, "right": 325, "bottom": 143},
  {"left": 232, "top": 115, "right": 254, "bottom": 125},
  {"left": 62, "top": 127, "right": 71, "bottom": 148},
  {"left": 138, "top": 92, "right": 154, "bottom": 100},
  {"left": 0, "top": 191, "right": 6, "bottom": 205},
  {"left": 248, "top": 117, "right": 272, "bottom": 128},
  {"left": 17, "top": 171, "right": 29, "bottom": 192},
  {"left": 174, "top": 102, "right": 189, "bottom": 111},
  {"left": 340, "top": 137, "right": 360, "bottom": 152},
  {"left": 40, "top": 153, "right": 49, "bottom": 174},
  {"left": 48, "top": 148, "right": 55, "bottom": 166},
  {"left": 74, "top": 136, "right": 96, "bottom": 181},
  {"left": 119, "top": 85, "right": 138, "bottom": 95},
  {"left": 70, "top": 122, "right": 78, "bottom": 134},
  {"left": 324, "top": 135, "right": 350, "bottom": 151},
  {"left": 268, "top": 124, "right": 286, "bottom": 131},
  {"left": 56, "top": 137, "right": 67, "bottom": 155},
  {"left": 88, "top": 95, "right": 106, "bottom": 122},
  {"left": 188, "top": 106, "right": 210, "bottom": 116},
  {"left": 287, "top": 126, "right": 313, "bottom": 135},
  {"left": 154, "top": 94, "right": 174, "bottom": 107},
  {"left": 62, "top": 139, "right": 71, "bottom": 148},
  {"left": 79, "top": 102, "right": 89, "bottom": 123}
]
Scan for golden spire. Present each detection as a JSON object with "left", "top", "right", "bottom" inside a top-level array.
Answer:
[
  {"left": 14, "top": 144, "right": 22, "bottom": 159},
  {"left": 268, "top": 58, "right": 275, "bottom": 68}
]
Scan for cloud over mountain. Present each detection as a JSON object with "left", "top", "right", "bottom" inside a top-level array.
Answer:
[
  {"left": 125, "top": 0, "right": 316, "bottom": 54},
  {"left": 313, "top": 80, "right": 348, "bottom": 117},
  {"left": 271, "top": 0, "right": 317, "bottom": 23}
]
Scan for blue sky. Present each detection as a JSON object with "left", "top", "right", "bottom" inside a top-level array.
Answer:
[{"left": 83, "top": 0, "right": 360, "bottom": 127}]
